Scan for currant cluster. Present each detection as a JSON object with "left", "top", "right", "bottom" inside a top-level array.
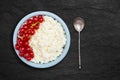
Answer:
[{"left": 15, "top": 15, "right": 44, "bottom": 61}]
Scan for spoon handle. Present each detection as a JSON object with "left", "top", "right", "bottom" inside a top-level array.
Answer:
[{"left": 78, "top": 32, "right": 81, "bottom": 69}]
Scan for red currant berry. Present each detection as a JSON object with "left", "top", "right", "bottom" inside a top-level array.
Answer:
[
  {"left": 26, "top": 47, "right": 32, "bottom": 52},
  {"left": 26, "top": 56, "right": 31, "bottom": 61},
  {"left": 24, "top": 41, "right": 29, "bottom": 46},
  {"left": 38, "top": 15, "right": 42, "bottom": 19},
  {"left": 17, "top": 38, "right": 22, "bottom": 43},
  {"left": 22, "top": 24, "right": 28, "bottom": 29},
  {"left": 23, "top": 53, "right": 29, "bottom": 58},
  {"left": 19, "top": 52, "right": 24, "bottom": 57},
  {"left": 27, "top": 29, "right": 35, "bottom": 35},
  {"left": 17, "top": 40, "right": 23, "bottom": 46},
  {"left": 38, "top": 18, "right": 44, "bottom": 22},
  {"left": 24, "top": 33, "right": 30, "bottom": 39},
  {"left": 29, "top": 52, "right": 34, "bottom": 58},
  {"left": 38, "top": 15, "right": 44, "bottom": 22},
  {"left": 33, "top": 16, "right": 38, "bottom": 22},
  {"left": 27, "top": 29, "right": 32, "bottom": 34},
  {"left": 19, "top": 47, "right": 25, "bottom": 53},
  {"left": 15, "top": 43, "right": 20, "bottom": 50},
  {"left": 30, "top": 29, "right": 35, "bottom": 35},
  {"left": 18, "top": 28, "right": 25, "bottom": 36},
  {"left": 20, "top": 28, "right": 25, "bottom": 32},
  {"left": 26, "top": 19, "right": 33, "bottom": 25},
  {"left": 18, "top": 32, "right": 24, "bottom": 36},
  {"left": 23, "top": 37, "right": 30, "bottom": 42},
  {"left": 17, "top": 38, "right": 22, "bottom": 41},
  {"left": 33, "top": 24, "right": 39, "bottom": 30}
]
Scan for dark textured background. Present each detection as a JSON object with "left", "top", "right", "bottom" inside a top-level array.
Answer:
[{"left": 0, "top": 0, "right": 120, "bottom": 80}]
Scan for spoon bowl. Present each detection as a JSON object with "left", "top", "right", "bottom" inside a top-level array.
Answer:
[{"left": 74, "top": 17, "right": 84, "bottom": 32}]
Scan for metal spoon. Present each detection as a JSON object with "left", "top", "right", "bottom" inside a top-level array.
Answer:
[{"left": 73, "top": 17, "right": 85, "bottom": 69}]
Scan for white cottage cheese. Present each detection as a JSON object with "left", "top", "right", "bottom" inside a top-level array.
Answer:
[{"left": 29, "top": 16, "right": 66, "bottom": 64}]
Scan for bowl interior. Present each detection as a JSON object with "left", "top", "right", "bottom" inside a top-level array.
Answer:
[{"left": 13, "top": 11, "right": 70, "bottom": 68}]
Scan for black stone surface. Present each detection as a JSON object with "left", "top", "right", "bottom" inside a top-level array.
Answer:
[{"left": 0, "top": 0, "right": 120, "bottom": 80}]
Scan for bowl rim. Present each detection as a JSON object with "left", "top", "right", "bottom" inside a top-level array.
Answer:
[{"left": 13, "top": 11, "right": 71, "bottom": 68}]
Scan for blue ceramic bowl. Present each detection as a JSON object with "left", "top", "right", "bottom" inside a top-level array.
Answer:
[{"left": 13, "top": 11, "right": 70, "bottom": 68}]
